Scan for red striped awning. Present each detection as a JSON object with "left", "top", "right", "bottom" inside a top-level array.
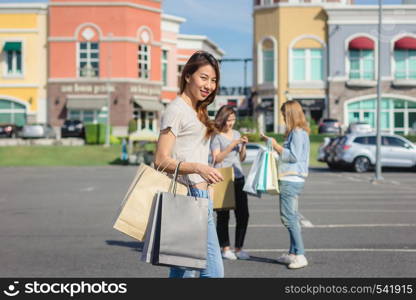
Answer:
[
  {"left": 348, "top": 37, "right": 374, "bottom": 50},
  {"left": 394, "top": 37, "right": 416, "bottom": 50}
]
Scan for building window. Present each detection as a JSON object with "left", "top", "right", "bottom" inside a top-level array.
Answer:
[
  {"left": 262, "top": 39, "right": 274, "bottom": 83},
  {"left": 138, "top": 44, "right": 150, "bottom": 79},
  {"left": 3, "top": 42, "right": 22, "bottom": 76},
  {"left": 79, "top": 42, "right": 99, "bottom": 77},
  {"left": 394, "top": 37, "right": 416, "bottom": 80},
  {"left": 348, "top": 37, "right": 375, "bottom": 80},
  {"left": 139, "top": 111, "right": 156, "bottom": 131},
  {"left": 162, "top": 50, "right": 168, "bottom": 86},
  {"left": 346, "top": 98, "right": 416, "bottom": 135},
  {"left": 68, "top": 109, "right": 107, "bottom": 124},
  {"left": 0, "top": 99, "right": 26, "bottom": 126},
  {"left": 292, "top": 48, "right": 323, "bottom": 81}
]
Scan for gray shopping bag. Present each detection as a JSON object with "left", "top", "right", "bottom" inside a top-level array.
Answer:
[
  {"left": 140, "top": 162, "right": 208, "bottom": 270},
  {"left": 157, "top": 191, "right": 208, "bottom": 269}
]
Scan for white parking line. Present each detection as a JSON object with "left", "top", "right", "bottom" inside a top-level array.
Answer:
[
  {"left": 250, "top": 201, "right": 416, "bottom": 205},
  {"left": 249, "top": 209, "right": 416, "bottom": 213},
  {"left": 244, "top": 248, "right": 416, "bottom": 253},
  {"left": 80, "top": 186, "right": 95, "bottom": 192},
  {"left": 230, "top": 223, "right": 416, "bottom": 228}
]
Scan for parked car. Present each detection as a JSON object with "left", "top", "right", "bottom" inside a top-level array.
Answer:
[
  {"left": 318, "top": 118, "right": 341, "bottom": 134},
  {"left": 244, "top": 143, "right": 267, "bottom": 163},
  {"left": 61, "top": 120, "right": 85, "bottom": 138},
  {"left": 20, "top": 124, "right": 56, "bottom": 139},
  {"left": 324, "top": 136, "right": 343, "bottom": 169},
  {"left": 332, "top": 133, "right": 416, "bottom": 172},
  {"left": 317, "top": 136, "right": 333, "bottom": 162},
  {"left": 0, "top": 124, "right": 22, "bottom": 138},
  {"left": 345, "top": 122, "right": 373, "bottom": 134}
]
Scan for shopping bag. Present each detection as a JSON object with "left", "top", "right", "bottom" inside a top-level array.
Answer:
[
  {"left": 258, "top": 139, "right": 279, "bottom": 195},
  {"left": 141, "top": 164, "right": 209, "bottom": 270},
  {"left": 264, "top": 151, "right": 279, "bottom": 194},
  {"left": 256, "top": 148, "right": 269, "bottom": 192},
  {"left": 243, "top": 149, "right": 265, "bottom": 197},
  {"left": 140, "top": 191, "right": 162, "bottom": 264},
  {"left": 212, "top": 167, "right": 235, "bottom": 210},
  {"left": 113, "top": 163, "right": 188, "bottom": 241}
]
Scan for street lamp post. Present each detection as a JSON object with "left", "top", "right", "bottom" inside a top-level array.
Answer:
[
  {"left": 374, "top": 0, "right": 383, "bottom": 181},
  {"left": 104, "top": 32, "right": 113, "bottom": 148}
]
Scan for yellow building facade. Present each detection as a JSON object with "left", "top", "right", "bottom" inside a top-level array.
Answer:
[
  {"left": 253, "top": 2, "right": 328, "bottom": 133},
  {"left": 0, "top": 3, "right": 47, "bottom": 126}
]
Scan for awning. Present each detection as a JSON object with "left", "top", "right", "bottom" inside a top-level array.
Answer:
[
  {"left": 349, "top": 37, "right": 374, "bottom": 50},
  {"left": 134, "top": 98, "right": 164, "bottom": 111},
  {"left": 394, "top": 37, "right": 416, "bottom": 50},
  {"left": 66, "top": 97, "right": 107, "bottom": 110},
  {"left": 3, "top": 42, "right": 21, "bottom": 52}
]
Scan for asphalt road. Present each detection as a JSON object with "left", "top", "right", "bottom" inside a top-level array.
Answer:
[{"left": 0, "top": 165, "right": 415, "bottom": 278}]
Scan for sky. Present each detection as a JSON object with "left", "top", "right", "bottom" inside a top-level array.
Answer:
[{"left": 0, "top": 0, "right": 406, "bottom": 86}]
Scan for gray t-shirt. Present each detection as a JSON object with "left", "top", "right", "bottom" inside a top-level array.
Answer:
[
  {"left": 160, "top": 97, "right": 210, "bottom": 185},
  {"left": 210, "top": 130, "right": 244, "bottom": 179}
]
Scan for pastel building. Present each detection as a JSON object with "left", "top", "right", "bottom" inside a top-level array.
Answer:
[
  {"left": 161, "top": 14, "right": 225, "bottom": 104},
  {"left": 0, "top": 3, "right": 48, "bottom": 126},
  {"left": 48, "top": 0, "right": 164, "bottom": 136},
  {"left": 253, "top": 0, "right": 416, "bottom": 134},
  {"left": 326, "top": 5, "right": 416, "bottom": 135}
]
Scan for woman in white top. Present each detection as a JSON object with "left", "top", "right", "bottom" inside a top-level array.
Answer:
[{"left": 154, "top": 51, "right": 224, "bottom": 278}]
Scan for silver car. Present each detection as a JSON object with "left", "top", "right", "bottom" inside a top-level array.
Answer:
[
  {"left": 20, "top": 124, "right": 56, "bottom": 139},
  {"left": 244, "top": 143, "right": 267, "bottom": 163},
  {"left": 333, "top": 133, "right": 416, "bottom": 172}
]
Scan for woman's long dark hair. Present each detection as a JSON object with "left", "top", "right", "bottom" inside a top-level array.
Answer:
[
  {"left": 214, "top": 105, "right": 236, "bottom": 132},
  {"left": 179, "top": 51, "right": 220, "bottom": 138}
]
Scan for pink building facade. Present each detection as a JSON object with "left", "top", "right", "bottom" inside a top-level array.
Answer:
[{"left": 47, "top": 0, "right": 224, "bottom": 135}]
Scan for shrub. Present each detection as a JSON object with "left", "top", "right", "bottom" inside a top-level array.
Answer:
[
  {"left": 235, "top": 117, "right": 258, "bottom": 133},
  {"left": 128, "top": 119, "right": 138, "bottom": 134}
]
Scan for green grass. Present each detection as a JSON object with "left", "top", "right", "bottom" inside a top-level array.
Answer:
[
  {"left": 0, "top": 145, "right": 122, "bottom": 166},
  {"left": 0, "top": 142, "right": 326, "bottom": 167}
]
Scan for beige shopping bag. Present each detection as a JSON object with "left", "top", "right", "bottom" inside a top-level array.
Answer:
[
  {"left": 265, "top": 152, "right": 279, "bottom": 194},
  {"left": 113, "top": 163, "right": 188, "bottom": 241},
  {"left": 212, "top": 167, "right": 235, "bottom": 210}
]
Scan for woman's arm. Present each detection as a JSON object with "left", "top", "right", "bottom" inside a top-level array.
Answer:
[
  {"left": 260, "top": 133, "right": 284, "bottom": 154},
  {"left": 239, "top": 136, "right": 248, "bottom": 162},
  {"left": 154, "top": 129, "right": 224, "bottom": 184},
  {"left": 279, "top": 131, "right": 304, "bottom": 163},
  {"left": 212, "top": 140, "right": 240, "bottom": 164}
]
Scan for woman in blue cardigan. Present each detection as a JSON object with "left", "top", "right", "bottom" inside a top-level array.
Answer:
[{"left": 261, "top": 100, "right": 310, "bottom": 269}]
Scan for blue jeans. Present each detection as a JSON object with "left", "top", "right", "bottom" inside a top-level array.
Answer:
[
  {"left": 169, "top": 188, "right": 224, "bottom": 278},
  {"left": 278, "top": 180, "right": 305, "bottom": 255}
]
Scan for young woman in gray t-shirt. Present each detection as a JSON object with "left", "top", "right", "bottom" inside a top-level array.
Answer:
[
  {"left": 154, "top": 51, "right": 224, "bottom": 278},
  {"left": 211, "top": 105, "right": 250, "bottom": 261}
]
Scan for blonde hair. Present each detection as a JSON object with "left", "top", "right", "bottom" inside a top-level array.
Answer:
[{"left": 281, "top": 101, "right": 310, "bottom": 136}]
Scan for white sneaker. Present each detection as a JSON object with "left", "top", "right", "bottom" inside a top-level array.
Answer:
[
  {"left": 222, "top": 249, "right": 237, "bottom": 260},
  {"left": 288, "top": 255, "right": 308, "bottom": 269},
  {"left": 235, "top": 250, "right": 250, "bottom": 260},
  {"left": 276, "top": 253, "right": 296, "bottom": 264}
]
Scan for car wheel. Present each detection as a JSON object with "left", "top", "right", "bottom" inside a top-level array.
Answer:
[
  {"left": 327, "top": 162, "right": 339, "bottom": 170},
  {"left": 353, "top": 156, "right": 370, "bottom": 173}
]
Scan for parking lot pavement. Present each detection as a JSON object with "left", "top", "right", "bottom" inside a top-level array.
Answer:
[{"left": 0, "top": 166, "right": 415, "bottom": 277}]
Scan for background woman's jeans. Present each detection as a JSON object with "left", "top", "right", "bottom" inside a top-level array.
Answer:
[
  {"left": 169, "top": 188, "right": 224, "bottom": 278},
  {"left": 278, "top": 180, "right": 305, "bottom": 255}
]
